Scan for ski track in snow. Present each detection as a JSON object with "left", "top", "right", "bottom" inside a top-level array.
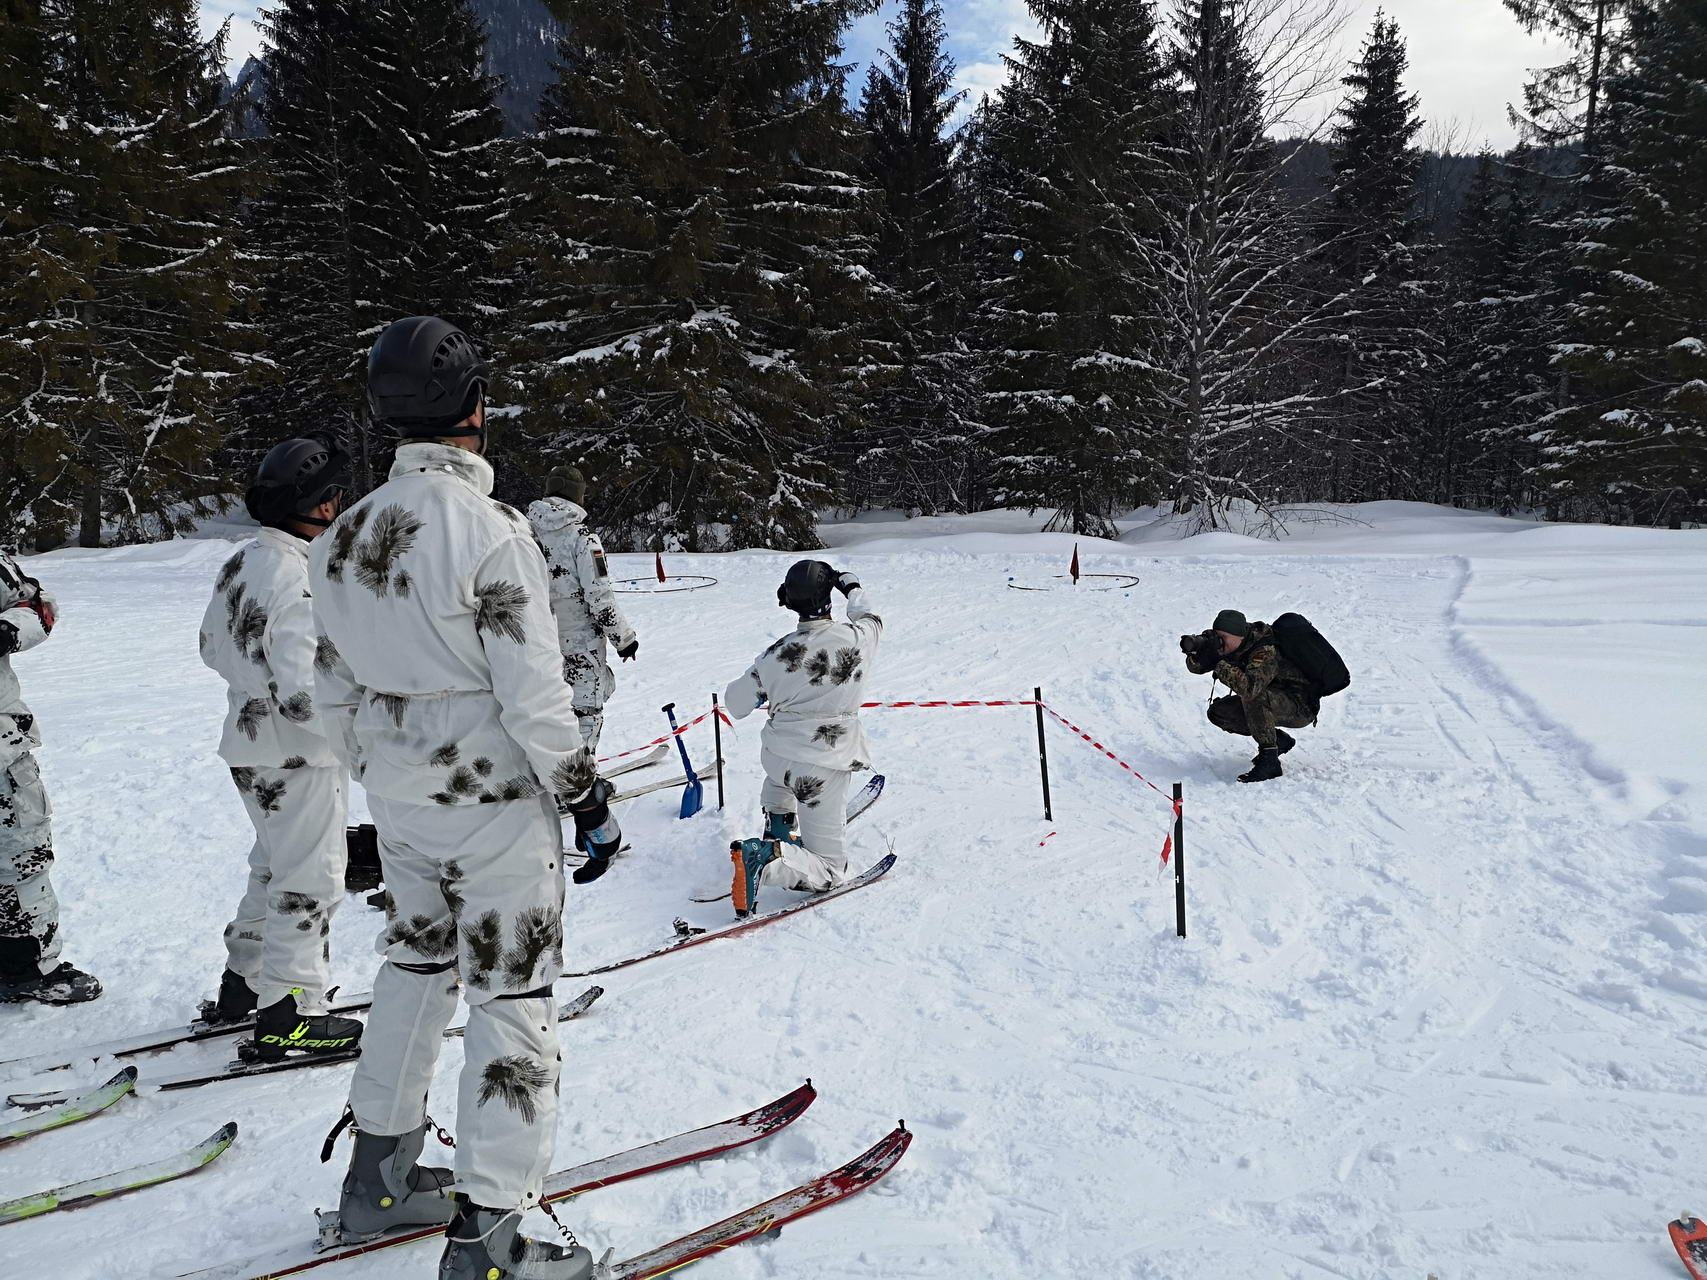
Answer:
[{"left": 1, "top": 505, "right": 1704, "bottom": 1279}]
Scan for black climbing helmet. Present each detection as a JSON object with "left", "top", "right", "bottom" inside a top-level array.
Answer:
[
  {"left": 366, "top": 316, "right": 490, "bottom": 437},
  {"left": 777, "top": 559, "right": 837, "bottom": 618},
  {"left": 245, "top": 438, "right": 352, "bottom": 529}
]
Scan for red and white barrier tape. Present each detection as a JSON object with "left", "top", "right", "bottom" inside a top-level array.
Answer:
[
  {"left": 858, "top": 699, "right": 1038, "bottom": 709},
  {"left": 596, "top": 705, "right": 733, "bottom": 765},
  {"left": 603, "top": 694, "right": 1182, "bottom": 869},
  {"left": 860, "top": 696, "right": 1180, "bottom": 868}
]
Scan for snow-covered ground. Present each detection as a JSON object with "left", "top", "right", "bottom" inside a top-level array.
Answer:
[{"left": 3, "top": 501, "right": 1705, "bottom": 1279}]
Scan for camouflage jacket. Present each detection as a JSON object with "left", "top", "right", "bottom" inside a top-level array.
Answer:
[
  {"left": 725, "top": 587, "right": 882, "bottom": 772},
  {"left": 525, "top": 497, "right": 635, "bottom": 658},
  {"left": 307, "top": 443, "right": 593, "bottom": 808},
  {"left": 200, "top": 526, "right": 338, "bottom": 768},
  {"left": 1186, "top": 622, "right": 1318, "bottom": 708}
]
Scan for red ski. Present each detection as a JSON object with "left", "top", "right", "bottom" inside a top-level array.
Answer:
[
  {"left": 566, "top": 853, "right": 896, "bottom": 978},
  {"left": 1672, "top": 1214, "right": 1707, "bottom": 1280},
  {"left": 178, "top": 1082, "right": 816, "bottom": 1278},
  {"left": 605, "top": 1122, "right": 912, "bottom": 1278}
]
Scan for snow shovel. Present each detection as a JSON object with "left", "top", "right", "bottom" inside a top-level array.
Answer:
[{"left": 661, "top": 702, "right": 704, "bottom": 819}]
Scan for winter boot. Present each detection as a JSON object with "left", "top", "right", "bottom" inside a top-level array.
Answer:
[
  {"left": 336, "top": 1121, "right": 456, "bottom": 1243},
  {"left": 248, "top": 990, "right": 363, "bottom": 1062},
  {"left": 1274, "top": 729, "right": 1296, "bottom": 756},
  {"left": 345, "top": 823, "right": 383, "bottom": 893},
  {"left": 200, "top": 968, "right": 257, "bottom": 1026},
  {"left": 439, "top": 1200, "right": 595, "bottom": 1280},
  {"left": 0, "top": 961, "right": 102, "bottom": 1005},
  {"left": 729, "top": 838, "right": 779, "bottom": 919},
  {"left": 1238, "top": 748, "right": 1283, "bottom": 784}
]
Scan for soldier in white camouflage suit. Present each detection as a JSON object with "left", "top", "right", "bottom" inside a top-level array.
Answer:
[
  {"left": 724, "top": 560, "right": 882, "bottom": 915},
  {"left": 309, "top": 317, "right": 608, "bottom": 1280},
  {"left": 196, "top": 439, "right": 362, "bottom": 1062},
  {"left": 525, "top": 466, "right": 637, "bottom": 755},
  {"left": 0, "top": 554, "right": 100, "bottom": 1005}
]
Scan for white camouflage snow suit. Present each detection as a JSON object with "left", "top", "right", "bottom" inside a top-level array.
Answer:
[
  {"left": 308, "top": 442, "right": 595, "bottom": 1213},
  {"left": 199, "top": 526, "right": 348, "bottom": 1014},
  {"left": 525, "top": 497, "right": 636, "bottom": 754},
  {"left": 0, "top": 554, "right": 62, "bottom": 979},
  {"left": 725, "top": 586, "right": 882, "bottom": 891}
]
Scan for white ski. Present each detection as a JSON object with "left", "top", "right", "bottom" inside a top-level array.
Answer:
[
  {"left": 0, "top": 1122, "right": 237, "bottom": 1225},
  {"left": 0, "top": 1066, "right": 136, "bottom": 1145}
]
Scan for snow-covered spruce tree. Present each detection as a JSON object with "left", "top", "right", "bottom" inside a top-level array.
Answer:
[
  {"left": 1141, "top": 0, "right": 1352, "bottom": 533},
  {"left": 249, "top": 0, "right": 503, "bottom": 492},
  {"left": 975, "top": 0, "right": 1171, "bottom": 538},
  {"left": 1307, "top": 12, "right": 1428, "bottom": 503},
  {"left": 0, "top": 0, "right": 93, "bottom": 546},
  {"left": 1536, "top": 0, "right": 1707, "bottom": 527},
  {"left": 851, "top": 0, "right": 980, "bottom": 516},
  {"left": 502, "top": 0, "right": 883, "bottom": 552},
  {"left": 0, "top": 0, "right": 254, "bottom": 548},
  {"left": 1431, "top": 148, "right": 1555, "bottom": 513},
  {"left": 1504, "top": 0, "right": 1634, "bottom": 156}
]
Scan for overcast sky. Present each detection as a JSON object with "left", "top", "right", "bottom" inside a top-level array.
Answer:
[{"left": 201, "top": 0, "right": 1564, "bottom": 151}]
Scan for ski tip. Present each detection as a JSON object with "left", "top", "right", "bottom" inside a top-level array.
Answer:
[
  {"left": 212, "top": 1121, "right": 239, "bottom": 1145},
  {"left": 106, "top": 1064, "right": 141, "bottom": 1089}
]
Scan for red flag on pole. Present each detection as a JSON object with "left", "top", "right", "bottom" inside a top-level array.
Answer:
[
  {"left": 1069, "top": 543, "right": 1080, "bottom": 583},
  {"left": 655, "top": 551, "right": 667, "bottom": 583}
]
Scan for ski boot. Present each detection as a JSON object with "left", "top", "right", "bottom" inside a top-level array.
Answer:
[
  {"left": 329, "top": 1120, "right": 456, "bottom": 1244},
  {"left": 729, "top": 838, "right": 778, "bottom": 919},
  {"left": 246, "top": 989, "right": 363, "bottom": 1062},
  {"left": 0, "top": 961, "right": 102, "bottom": 1005},
  {"left": 345, "top": 823, "right": 383, "bottom": 893},
  {"left": 765, "top": 810, "right": 802, "bottom": 846},
  {"left": 1274, "top": 729, "right": 1296, "bottom": 756},
  {"left": 439, "top": 1199, "right": 595, "bottom": 1280},
  {"left": 567, "top": 778, "right": 622, "bottom": 884},
  {"left": 200, "top": 968, "right": 257, "bottom": 1026},
  {"left": 1238, "top": 747, "right": 1283, "bottom": 784}
]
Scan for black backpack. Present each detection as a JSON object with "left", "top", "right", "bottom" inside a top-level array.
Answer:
[{"left": 1270, "top": 613, "right": 1350, "bottom": 698}]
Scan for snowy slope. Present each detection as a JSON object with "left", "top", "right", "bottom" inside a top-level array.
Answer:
[{"left": 2, "top": 504, "right": 1705, "bottom": 1279}]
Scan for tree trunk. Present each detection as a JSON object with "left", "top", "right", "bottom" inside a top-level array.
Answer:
[{"left": 78, "top": 455, "right": 102, "bottom": 548}]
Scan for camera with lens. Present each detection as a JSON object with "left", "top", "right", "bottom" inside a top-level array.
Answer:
[{"left": 1179, "top": 630, "right": 1220, "bottom": 664}]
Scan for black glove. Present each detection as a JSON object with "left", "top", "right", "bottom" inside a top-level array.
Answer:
[
  {"left": 616, "top": 638, "right": 638, "bottom": 662},
  {"left": 835, "top": 571, "right": 860, "bottom": 596},
  {"left": 572, "top": 851, "right": 612, "bottom": 884}
]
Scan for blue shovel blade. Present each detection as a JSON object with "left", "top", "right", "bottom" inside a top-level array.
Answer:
[{"left": 679, "top": 776, "right": 704, "bottom": 819}]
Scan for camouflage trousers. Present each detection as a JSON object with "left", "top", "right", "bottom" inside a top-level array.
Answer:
[
  {"left": 562, "top": 646, "right": 614, "bottom": 754},
  {"left": 1208, "top": 689, "right": 1317, "bottom": 751},
  {"left": 0, "top": 752, "right": 58, "bottom": 977},
  {"left": 351, "top": 791, "right": 565, "bottom": 1212},
  {"left": 759, "top": 745, "right": 851, "bottom": 892},
  {"left": 224, "top": 765, "right": 348, "bottom": 1013}
]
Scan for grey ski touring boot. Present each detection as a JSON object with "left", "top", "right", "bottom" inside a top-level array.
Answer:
[
  {"left": 330, "top": 1121, "right": 456, "bottom": 1244},
  {"left": 439, "top": 1199, "right": 596, "bottom": 1280}
]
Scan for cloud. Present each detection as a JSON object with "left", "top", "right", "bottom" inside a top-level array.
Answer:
[{"left": 199, "top": 3, "right": 262, "bottom": 73}]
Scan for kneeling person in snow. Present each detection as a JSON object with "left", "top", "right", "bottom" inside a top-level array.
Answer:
[
  {"left": 525, "top": 465, "right": 637, "bottom": 755},
  {"left": 198, "top": 439, "right": 362, "bottom": 1060},
  {"left": 1182, "top": 609, "right": 1317, "bottom": 783},
  {"left": 309, "top": 317, "right": 608, "bottom": 1280},
  {"left": 0, "top": 554, "right": 100, "bottom": 1005},
  {"left": 724, "top": 561, "right": 881, "bottom": 915}
]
